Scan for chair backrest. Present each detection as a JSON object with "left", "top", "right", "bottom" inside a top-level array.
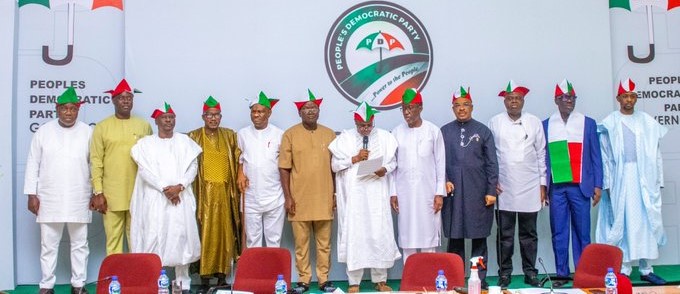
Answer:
[
  {"left": 400, "top": 252, "right": 465, "bottom": 291},
  {"left": 96, "top": 253, "right": 162, "bottom": 294},
  {"left": 616, "top": 273, "right": 633, "bottom": 294},
  {"left": 572, "top": 243, "right": 623, "bottom": 288},
  {"left": 232, "top": 247, "right": 292, "bottom": 294}
]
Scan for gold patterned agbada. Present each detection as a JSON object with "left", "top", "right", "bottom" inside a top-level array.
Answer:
[{"left": 188, "top": 127, "right": 242, "bottom": 276}]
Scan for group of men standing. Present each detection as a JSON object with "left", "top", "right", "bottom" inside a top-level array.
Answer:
[
  {"left": 25, "top": 80, "right": 285, "bottom": 294},
  {"left": 24, "top": 76, "right": 668, "bottom": 294}
]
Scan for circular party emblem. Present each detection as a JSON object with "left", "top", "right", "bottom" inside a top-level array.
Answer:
[{"left": 325, "top": 1, "right": 433, "bottom": 109}]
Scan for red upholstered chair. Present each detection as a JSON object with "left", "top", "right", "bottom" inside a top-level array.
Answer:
[
  {"left": 400, "top": 253, "right": 465, "bottom": 291},
  {"left": 96, "top": 253, "right": 162, "bottom": 294},
  {"left": 232, "top": 247, "right": 292, "bottom": 294},
  {"left": 616, "top": 273, "right": 633, "bottom": 294},
  {"left": 572, "top": 243, "right": 623, "bottom": 288}
]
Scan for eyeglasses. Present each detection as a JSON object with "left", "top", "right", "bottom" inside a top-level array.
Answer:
[
  {"left": 356, "top": 123, "right": 374, "bottom": 130},
  {"left": 556, "top": 95, "right": 577, "bottom": 102},
  {"left": 400, "top": 105, "right": 421, "bottom": 113},
  {"left": 203, "top": 113, "right": 222, "bottom": 119}
]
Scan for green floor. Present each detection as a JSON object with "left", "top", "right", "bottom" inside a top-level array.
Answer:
[{"left": 5, "top": 265, "right": 679, "bottom": 293}]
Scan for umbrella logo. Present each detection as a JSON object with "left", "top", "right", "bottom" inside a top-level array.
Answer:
[
  {"left": 325, "top": 1, "right": 433, "bottom": 109},
  {"left": 356, "top": 31, "right": 404, "bottom": 72},
  {"left": 610, "top": 0, "right": 680, "bottom": 63},
  {"left": 17, "top": 0, "right": 123, "bottom": 66}
]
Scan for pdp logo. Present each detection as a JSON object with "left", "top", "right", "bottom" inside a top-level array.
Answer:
[{"left": 325, "top": 1, "right": 433, "bottom": 109}]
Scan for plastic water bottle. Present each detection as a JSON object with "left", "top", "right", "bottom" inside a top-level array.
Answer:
[
  {"left": 435, "top": 269, "right": 447, "bottom": 292},
  {"left": 108, "top": 275, "right": 121, "bottom": 294},
  {"left": 275, "top": 274, "right": 287, "bottom": 294},
  {"left": 605, "top": 267, "right": 618, "bottom": 294},
  {"left": 158, "top": 269, "right": 170, "bottom": 294}
]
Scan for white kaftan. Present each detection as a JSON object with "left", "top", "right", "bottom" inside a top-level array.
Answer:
[
  {"left": 488, "top": 112, "right": 546, "bottom": 212},
  {"left": 24, "top": 120, "right": 93, "bottom": 223},
  {"left": 596, "top": 111, "right": 666, "bottom": 262},
  {"left": 130, "top": 133, "right": 202, "bottom": 267},
  {"left": 329, "top": 128, "right": 402, "bottom": 271},
  {"left": 392, "top": 120, "right": 446, "bottom": 249},
  {"left": 237, "top": 124, "right": 285, "bottom": 213}
]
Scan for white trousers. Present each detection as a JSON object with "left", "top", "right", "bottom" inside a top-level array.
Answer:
[
  {"left": 39, "top": 222, "right": 89, "bottom": 289},
  {"left": 346, "top": 267, "right": 388, "bottom": 285},
  {"left": 622, "top": 259, "right": 654, "bottom": 276},
  {"left": 174, "top": 264, "right": 191, "bottom": 290},
  {"left": 245, "top": 204, "right": 285, "bottom": 248},
  {"left": 402, "top": 247, "right": 435, "bottom": 265}
]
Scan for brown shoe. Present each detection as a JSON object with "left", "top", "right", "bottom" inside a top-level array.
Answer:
[
  {"left": 348, "top": 285, "right": 360, "bottom": 293},
  {"left": 39, "top": 289, "right": 54, "bottom": 294},
  {"left": 374, "top": 281, "right": 392, "bottom": 292},
  {"left": 71, "top": 286, "right": 88, "bottom": 294}
]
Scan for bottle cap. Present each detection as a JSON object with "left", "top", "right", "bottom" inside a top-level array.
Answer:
[
  {"left": 161, "top": 269, "right": 166, "bottom": 274},
  {"left": 278, "top": 274, "right": 284, "bottom": 279},
  {"left": 438, "top": 270, "right": 444, "bottom": 275},
  {"left": 607, "top": 267, "right": 614, "bottom": 272},
  {"left": 112, "top": 275, "right": 118, "bottom": 281}
]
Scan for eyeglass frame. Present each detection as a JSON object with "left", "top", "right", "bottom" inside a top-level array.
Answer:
[{"left": 556, "top": 94, "right": 577, "bottom": 102}]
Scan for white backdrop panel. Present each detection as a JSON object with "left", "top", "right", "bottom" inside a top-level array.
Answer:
[{"left": 123, "top": 0, "right": 613, "bottom": 282}]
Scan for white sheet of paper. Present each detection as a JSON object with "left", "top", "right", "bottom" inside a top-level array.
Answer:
[{"left": 356, "top": 156, "right": 383, "bottom": 176}]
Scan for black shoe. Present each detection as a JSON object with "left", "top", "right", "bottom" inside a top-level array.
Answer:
[
  {"left": 524, "top": 275, "right": 541, "bottom": 287},
  {"left": 497, "top": 276, "right": 511, "bottom": 289},
  {"left": 181, "top": 290, "right": 192, "bottom": 294},
  {"left": 195, "top": 285, "right": 210, "bottom": 294},
  {"left": 39, "top": 289, "right": 54, "bottom": 294},
  {"left": 481, "top": 279, "right": 489, "bottom": 290},
  {"left": 71, "top": 286, "right": 88, "bottom": 294},
  {"left": 319, "top": 281, "right": 337, "bottom": 292},
  {"left": 640, "top": 272, "right": 667, "bottom": 285},
  {"left": 293, "top": 282, "right": 310, "bottom": 293},
  {"left": 552, "top": 279, "right": 568, "bottom": 288}
]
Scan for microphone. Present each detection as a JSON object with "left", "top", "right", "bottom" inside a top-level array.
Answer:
[
  {"left": 538, "top": 258, "right": 566, "bottom": 294},
  {"left": 363, "top": 136, "right": 368, "bottom": 150},
  {"left": 79, "top": 276, "right": 113, "bottom": 294}
]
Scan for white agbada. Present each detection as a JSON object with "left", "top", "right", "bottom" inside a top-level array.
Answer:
[
  {"left": 329, "top": 128, "right": 402, "bottom": 271},
  {"left": 488, "top": 112, "right": 547, "bottom": 212},
  {"left": 24, "top": 120, "right": 93, "bottom": 223},
  {"left": 237, "top": 124, "right": 284, "bottom": 213},
  {"left": 392, "top": 120, "right": 446, "bottom": 248},
  {"left": 596, "top": 111, "right": 667, "bottom": 262},
  {"left": 130, "top": 133, "right": 202, "bottom": 266}
]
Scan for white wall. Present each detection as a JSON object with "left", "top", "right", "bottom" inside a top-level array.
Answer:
[{"left": 0, "top": 0, "right": 17, "bottom": 290}]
